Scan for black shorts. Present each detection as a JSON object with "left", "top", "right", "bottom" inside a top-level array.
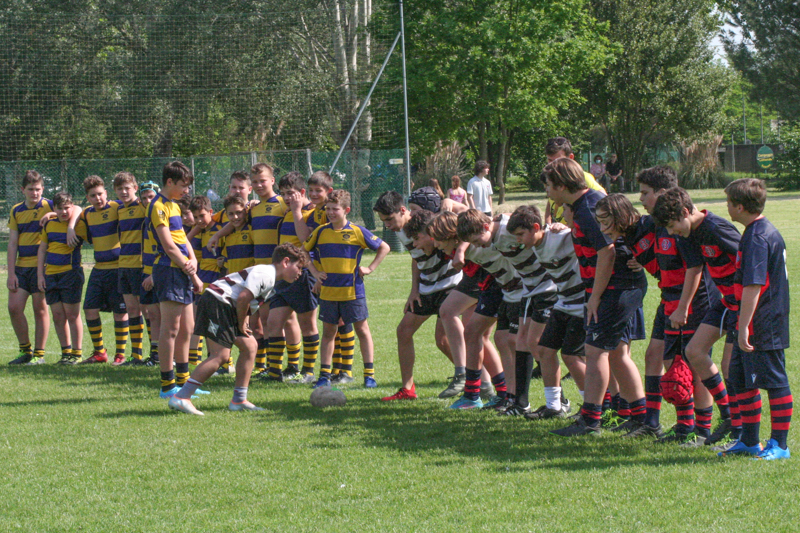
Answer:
[
  {"left": 475, "top": 282, "right": 503, "bottom": 318},
  {"left": 153, "top": 263, "right": 194, "bottom": 305},
  {"left": 496, "top": 300, "right": 522, "bottom": 334},
  {"left": 539, "top": 309, "right": 586, "bottom": 356},
  {"left": 410, "top": 289, "right": 451, "bottom": 317},
  {"left": 15, "top": 266, "right": 41, "bottom": 294},
  {"left": 84, "top": 268, "right": 127, "bottom": 313},
  {"left": 584, "top": 287, "right": 645, "bottom": 351},
  {"left": 701, "top": 298, "right": 737, "bottom": 344},
  {"left": 522, "top": 292, "right": 558, "bottom": 324},
  {"left": 45, "top": 269, "right": 85, "bottom": 305},
  {"left": 729, "top": 345, "right": 789, "bottom": 390},
  {"left": 118, "top": 267, "right": 143, "bottom": 296},
  {"left": 654, "top": 301, "right": 707, "bottom": 338},
  {"left": 269, "top": 268, "right": 319, "bottom": 314},
  {"left": 622, "top": 306, "right": 647, "bottom": 344},
  {"left": 193, "top": 292, "right": 242, "bottom": 349},
  {"left": 139, "top": 273, "right": 159, "bottom": 305},
  {"left": 319, "top": 298, "right": 368, "bottom": 325},
  {"left": 454, "top": 272, "right": 482, "bottom": 301}
]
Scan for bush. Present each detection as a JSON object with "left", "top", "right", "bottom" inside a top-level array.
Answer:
[{"left": 775, "top": 123, "right": 800, "bottom": 190}]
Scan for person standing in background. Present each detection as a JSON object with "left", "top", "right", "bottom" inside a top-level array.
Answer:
[
  {"left": 448, "top": 176, "right": 467, "bottom": 205},
  {"left": 466, "top": 161, "right": 493, "bottom": 216}
]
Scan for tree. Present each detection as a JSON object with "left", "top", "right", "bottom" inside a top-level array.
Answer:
[
  {"left": 723, "top": 1, "right": 800, "bottom": 122},
  {"left": 402, "top": 0, "right": 610, "bottom": 203},
  {"left": 583, "top": 0, "right": 733, "bottom": 182}
]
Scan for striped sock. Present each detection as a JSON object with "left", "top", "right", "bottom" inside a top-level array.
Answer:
[
  {"left": 87, "top": 318, "right": 104, "bottom": 352},
  {"left": 189, "top": 337, "right": 202, "bottom": 366},
  {"left": 701, "top": 373, "right": 731, "bottom": 419},
  {"left": 302, "top": 334, "right": 320, "bottom": 375},
  {"left": 363, "top": 362, "right": 374, "bottom": 378},
  {"left": 768, "top": 387, "right": 792, "bottom": 449},
  {"left": 33, "top": 348, "right": 45, "bottom": 359},
  {"left": 738, "top": 389, "right": 762, "bottom": 447},
  {"left": 145, "top": 318, "right": 152, "bottom": 342},
  {"left": 619, "top": 397, "right": 631, "bottom": 420},
  {"left": 581, "top": 402, "right": 603, "bottom": 428},
  {"left": 177, "top": 378, "right": 202, "bottom": 399},
  {"left": 286, "top": 342, "right": 301, "bottom": 372},
  {"left": 267, "top": 336, "right": 286, "bottom": 378},
  {"left": 161, "top": 370, "right": 176, "bottom": 392},
  {"left": 255, "top": 338, "right": 268, "bottom": 370},
  {"left": 338, "top": 324, "right": 355, "bottom": 377},
  {"left": 320, "top": 363, "right": 332, "bottom": 380},
  {"left": 464, "top": 368, "right": 482, "bottom": 401},
  {"left": 114, "top": 319, "right": 129, "bottom": 356},
  {"left": 221, "top": 356, "right": 233, "bottom": 369},
  {"left": 149, "top": 343, "right": 159, "bottom": 362},
  {"left": 629, "top": 398, "right": 646, "bottom": 423},
  {"left": 694, "top": 406, "right": 713, "bottom": 438},
  {"left": 726, "top": 379, "right": 742, "bottom": 436},
  {"left": 129, "top": 315, "right": 144, "bottom": 360},
  {"left": 602, "top": 390, "right": 612, "bottom": 411},
  {"left": 645, "top": 375, "right": 662, "bottom": 427},
  {"left": 19, "top": 342, "right": 32, "bottom": 355},
  {"left": 61, "top": 345, "right": 71, "bottom": 359},
  {"left": 175, "top": 362, "right": 190, "bottom": 386},
  {"left": 332, "top": 331, "right": 342, "bottom": 374},
  {"left": 71, "top": 348, "right": 83, "bottom": 359},
  {"left": 491, "top": 372, "right": 507, "bottom": 400},
  {"left": 676, "top": 397, "right": 696, "bottom": 433}
]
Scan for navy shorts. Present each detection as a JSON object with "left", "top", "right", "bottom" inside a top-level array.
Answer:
[
  {"left": 729, "top": 345, "right": 789, "bottom": 390},
  {"left": 45, "top": 269, "right": 85, "bottom": 305},
  {"left": 651, "top": 304, "right": 704, "bottom": 360},
  {"left": 269, "top": 269, "right": 319, "bottom": 314},
  {"left": 152, "top": 263, "right": 194, "bottom": 305},
  {"left": 84, "top": 268, "right": 127, "bottom": 313},
  {"left": 522, "top": 292, "right": 558, "bottom": 324},
  {"left": 454, "top": 273, "right": 482, "bottom": 301},
  {"left": 539, "top": 309, "right": 586, "bottom": 356},
  {"left": 15, "top": 266, "right": 41, "bottom": 294},
  {"left": 139, "top": 273, "right": 159, "bottom": 305},
  {"left": 410, "top": 289, "right": 450, "bottom": 317},
  {"left": 118, "top": 267, "right": 143, "bottom": 296},
  {"left": 622, "top": 306, "right": 647, "bottom": 344},
  {"left": 193, "top": 292, "right": 242, "bottom": 350},
  {"left": 585, "top": 287, "right": 645, "bottom": 351},
  {"left": 701, "top": 298, "right": 737, "bottom": 344},
  {"left": 496, "top": 300, "right": 522, "bottom": 334},
  {"left": 475, "top": 282, "right": 503, "bottom": 318},
  {"left": 319, "top": 298, "right": 368, "bottom": 325}
]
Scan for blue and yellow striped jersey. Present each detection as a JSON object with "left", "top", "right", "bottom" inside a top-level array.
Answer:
[
  {"left": 192, "top": 222, "right": 223, "bottom": 285},
  {"left": 82, "top": 201, "right": 121, "bottom": 270},
  {"left": 222, "top": 224, "right": 255, "bottom": 273},
  {"left": 9, "top": 199, "right": 54, "bottom": 267},
  {"left": 147, "top": 193, "right": 189, "bottom": 269},
  {"left": 117, "top": 200, "right": 145, "bottom": 269},
  {"left": 304, "top": 222, "right": 384, "bottom": 301},
  {"left": 250, "top": 195, "right": 287, "bottom": 265},
  {"left": 41, "top": 218, "right": 88, "bottom": 275},
  {"left": 306, "top": 204, "right": 327, "bottom": 234},
  {"left": 141, "top": 218, "right": 157, "bottom": 276},
  {"left": 279, "top": 203, "right": 316, "bottom": 246}
]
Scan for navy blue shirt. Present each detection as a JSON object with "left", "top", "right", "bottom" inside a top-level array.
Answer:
[
  {"left": 687, "top": 210, "right": 741, "bottom": 311},
  {"left": 735, "top": 216, "right": 790, "bottom": 350}
]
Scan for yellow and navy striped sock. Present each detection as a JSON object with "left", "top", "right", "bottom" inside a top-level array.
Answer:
[
  {"left": 114, "top": 319, "right": 129, "bottom": 357},
  {"left": 189, "top": 336, "right": 202, "bottom": 365},
  {"left": 255, "top": 338, "right": 268, "bottom": 370},
  {"left": 338, "top": 324, "right": 355, "bottom": 377},
  {"left": 60, "top": 346, "right": 71, "bottom": 359},
  {"left": 286, "top": 342, "right": 301, "bottom": 372},
  {"left": 33, "top": 348, "right": 45, "bottom": 360},
  {"left": 161, "top": 370, "right": 176, "bottom": 392},
  {"left": 175, "top": 362, "right": 190, "bottom": 386},
  {"left": 19, "top": 342, "right": 32, "bottom": 356},
  {"left": 71, "top": 348, "right": 83, "bottom": 359},
  {"left": 302, "top": 334, "right": 320, "bottom": 375},
  {"left": 221, "top": 356, "right": 233, "bottom": 370},
  {"left": 332, "top": 332, "right": 342, "bottom": 375},
  {"left": 320, "top": 363, "right": 332, "bottom": 380},
  {"left": 129, "top": 315, "right": 144, "bottom": 360},
  {"left": 363, "top": 362, "right": 375, "bottom": 379},
  {"left": 267, "top": 336, "right": 286, "bottom": 378},
  {"left": 150, "top": 343, "right": 159, "bottom": 361},
  {"left": 87, "top": 318, "right": 104, "bottom": 352},
  {"left": 145, "top": 318, "right": 152, "bottom": 342}
]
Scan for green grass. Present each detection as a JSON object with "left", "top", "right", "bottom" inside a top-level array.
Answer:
[{"left": 2, "top": 189, "right": 800, "bottom": 532}]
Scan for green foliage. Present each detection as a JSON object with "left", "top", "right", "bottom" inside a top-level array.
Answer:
[
  {"left": 775, "top": 122, "right": 800, "bottom": 190},
  {"left": 721, "top": 75, "right": 779, "bottom": 145}
]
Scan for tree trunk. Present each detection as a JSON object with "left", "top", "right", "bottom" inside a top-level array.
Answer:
[
  {"left": 331, "top": 0, "right": 352, "bottom": 145},
  {"left": 495, "top": 123, "right": 508, "bottom": 205}
]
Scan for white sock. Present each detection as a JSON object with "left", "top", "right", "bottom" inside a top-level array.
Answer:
[{"left": 544, "top": 386, "right": 561, "bottom": 410}]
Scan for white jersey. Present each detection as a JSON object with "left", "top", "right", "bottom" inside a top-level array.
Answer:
[
  {"left": 396, "top": 230, "right": 462, "bottom": 295},
  {"left": 207, "top": 264, "right": 277, "bottom": 312},
  {"left": 532, "top": 226, "right": 584, "bottom": 317},
  {"left": 466, "top": 242, "right": 524, "bottom": 303},
  {"left": 492, "top": 214, "right": 557, "bottom": 299}
]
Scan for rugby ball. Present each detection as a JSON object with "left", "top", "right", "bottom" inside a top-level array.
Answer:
[{"left": 310, "top": 386, "right": 347, "bottom": 408}]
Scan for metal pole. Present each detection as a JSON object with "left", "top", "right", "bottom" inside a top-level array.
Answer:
[
  {"left": 760, "top": 101, "right": 764, "bottom": 145},
  {"left": 329, "top": 32, "right": 402, "bottom": 175},
  {"left": 399, "top": 0, "right": 412, "bottom": 196},
  {"left": 732, "top": 131, "right": 735, "bottom": 173},
  {"left": 743, "top": 94, "right": 747, "bottom": 144}
]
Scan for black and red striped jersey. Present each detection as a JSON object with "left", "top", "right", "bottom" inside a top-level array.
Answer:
[
  {"left": 735, "top": 216, "right": 790, "bottom": 350},
  {"left": 570, "top": 189, "right": 645, "bottom": 293},
  {"left": 687, "top": 210, "right": 740, "bottom": 311}
]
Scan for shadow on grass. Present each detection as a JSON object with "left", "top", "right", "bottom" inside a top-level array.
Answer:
[{"left": 0, "top": 397, "right": 101, "bottom": 408}]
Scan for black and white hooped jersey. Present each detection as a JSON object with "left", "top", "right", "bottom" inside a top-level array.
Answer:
[
  {"left": 734, "top": 216, "right": 790, "bottom": 350},
  {"left": 206, "top": 264, "right": 277, "bottom": 312},
  {"left": 533, "top": 226, "right": 584, "bottom": 317},
  {"left": 491, "top": 214, "right": 557, "bottom": 300},
  {"left": 396, "top": 230, "right": 462, "bottom": 295},
  {"left": 466, "top": 242, "right": 524, "bottom": 303}
]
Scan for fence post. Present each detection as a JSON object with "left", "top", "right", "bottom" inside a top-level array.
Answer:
[
  {"left": 190, "top": 157, "right": 196, "bottom": 196},
  {"left": 251, "top": 152, "right": 257, "bottom": 167},
  {"left": 306, "top": 149, "right": 312, "bottom": 177}
]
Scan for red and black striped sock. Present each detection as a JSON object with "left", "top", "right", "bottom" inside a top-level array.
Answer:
[
  {"left": 629, "top": 398, "right": 646, "bottom": 423},
  {"left": 701, "top": 373, "right": 731, "bottom": 420},
  {"left": 694, "top": 406, "right": 713, "bottom": 438},
  {"left": 491, "top": 372, "right": 507, "bottom": 400},
  {"left": 464, "top": 368, "right": 482, "bottom": 401},
  {"left": 581, "top": 402, "right": 602, "bottom": 428},
  {"left": 726, "top": 379, "right": 742, "bottom": 437},
  {"left": 767, "top": 386, "right": 792, "bottom": 449},
  {"left": 644, "top": 375, "right": 662, "bottom": 427},
  {"left": 602, "top": 390, "right": 612, "bottom": 412},
  {"left": 738, "top": 389, "right": 762, "bottom": 447},
  {"left": 611, "top": 393, "right": 621, "bottom": 413},
  {"left": 676, "top": 397, "right": 696, "bottom": 433},
  {"left": 618, "top": 397, "right": 631, "bottom": 420}
]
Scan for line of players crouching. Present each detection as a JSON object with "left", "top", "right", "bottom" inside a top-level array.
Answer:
[{"left": 376, "top": 161, "right": 791, "bottom": 461}]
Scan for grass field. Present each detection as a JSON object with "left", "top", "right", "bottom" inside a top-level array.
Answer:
[{"left": 2, "top": 189, "right": 800, "bottom": 532}]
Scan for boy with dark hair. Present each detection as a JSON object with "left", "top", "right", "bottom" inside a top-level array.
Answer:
[
  {"left": 148, "top": 161, "right": 204, "bottom": 397},
  {"left": 7, "top": 171, "right": 58, "bottom": 364},
  {"left": 305, "top": 190, "right": 390, "bottom": 388},
  {"left": 466, "top": 161, "right": 493, "bottom": 215},
  {"left": 543, "top": 137, "right": 606, "bottom": 224},
  {"left": 114, "top": 172, "right": 147, "bottom": 365},
  {"left": 722, "top": 179, "right": 792, "bottom": 459},
  {"left": 79, "top": 175, "right": 129, "bottom": 365},
  {"left": 652, "top": 187, "right": 742, "bottom": 449},
  {"left": 543, "top": 158, "right": 648, "bottom": 436},
  {"left": 139, "top": 181, "right": 162, "bottom": 366},
  {"left": 169, "top": 244, "right": 308, "bottom": 415},
  {"left": 37, "top": 192, "right": 88, "bottom": 364},
  {"left": 508, "top": 205, "right": 585, "bottom": 418}
]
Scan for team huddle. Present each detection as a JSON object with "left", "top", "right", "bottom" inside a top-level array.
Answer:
[{"left": 6, "top": 136, "right": 792, "bottom": 459}]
